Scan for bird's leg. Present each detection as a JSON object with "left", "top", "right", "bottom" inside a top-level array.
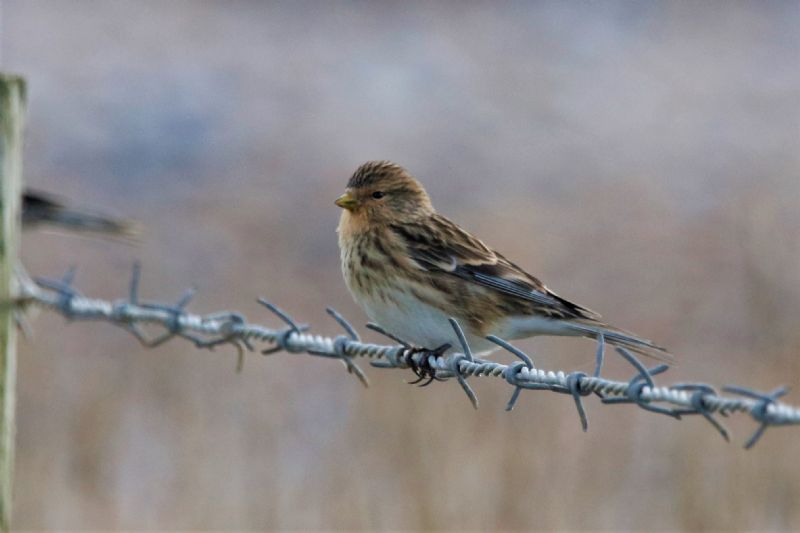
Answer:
[
  {"left": 364, "top": 323, "right": 450, "bottom": 385},
  {"left": 406, "top": 343, "right": 451, "bottom": 386}
]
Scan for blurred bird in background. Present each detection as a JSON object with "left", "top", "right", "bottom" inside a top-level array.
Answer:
[
  {"left": 21, "top": 189, "right": 140, "bottom": 239},
  {"left": 336, "top": 161, "right": 669, "bottom": 362}
]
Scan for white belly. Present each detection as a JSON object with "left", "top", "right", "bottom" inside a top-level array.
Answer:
[{"left": 359, "top": 287, "right": 500, "bottom": 355}]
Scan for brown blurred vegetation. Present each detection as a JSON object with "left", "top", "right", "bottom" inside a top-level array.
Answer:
[{"left": 3, "top": 0, "right": 800, "bottom": 529}]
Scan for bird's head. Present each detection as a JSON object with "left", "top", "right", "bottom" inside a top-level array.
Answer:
[{"left": 335, "top": 161, "right": 434, "bottom": 225}]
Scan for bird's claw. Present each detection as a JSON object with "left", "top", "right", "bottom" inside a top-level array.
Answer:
[{"left": 405, "top": 343, "right": 451, "bottom": 386}]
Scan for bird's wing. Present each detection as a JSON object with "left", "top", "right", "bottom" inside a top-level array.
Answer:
[
  {"left": 389, "top": 215, "right": 600, "bottom": 320},
  {"left": 22, "top": 188, "right": 141, "bottom": 240},
  {"left": 22, "top": 189, "right": 67, "bottom": 212}
]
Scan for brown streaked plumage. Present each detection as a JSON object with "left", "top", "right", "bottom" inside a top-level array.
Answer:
[{"left": 336, "top": 160, "right": 669, "bottom": 359}]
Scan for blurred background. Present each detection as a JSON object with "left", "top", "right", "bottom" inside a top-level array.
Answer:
[{"left": 3, "top": 0, "right": 800, "bottom": 529}]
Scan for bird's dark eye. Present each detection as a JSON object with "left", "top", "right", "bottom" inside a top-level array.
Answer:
[{"left": 371, "top": 191, "right": 385, "bottom": 199}]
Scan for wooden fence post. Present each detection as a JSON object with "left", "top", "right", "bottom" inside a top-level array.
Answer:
[{"left": 0, "top": 73, "right": 26, "bottom": 532}]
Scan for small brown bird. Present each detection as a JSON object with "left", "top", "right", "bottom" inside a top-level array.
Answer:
[
  {"left": 336, "top": 161, "right": 668, "bottom": 359},
  {"left": 22, "top": 189, "right": 139, "bottom": 239}
]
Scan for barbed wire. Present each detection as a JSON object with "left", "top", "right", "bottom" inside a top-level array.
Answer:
[{"left": 16, "top": 263, "right": 800, "bottom": 449}]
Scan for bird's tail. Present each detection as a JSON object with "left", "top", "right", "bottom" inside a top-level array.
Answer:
[
  {"left": 22, "top": 190, "right": 141, "bottom": 242},
  {"left": 564, "top": 320, "right": 673, "bottom": 363}
]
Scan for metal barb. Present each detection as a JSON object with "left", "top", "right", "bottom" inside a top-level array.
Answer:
[
  {"left": 310, "top": 308, "right": 369, "bottom": 387},
  {"left": 257, "top": 298, "right": 309, "bottom": 354},
  {"left": 448, "top": 318, "right": 474, "bottom": 362},
  {"left": 325, "top": 339, "right": 369, "bottom": 387},
  {"left": 723, "top": 385, "right": 789, "bottom": 448},
  {"left": 445, "top": 318, "right": 480, "bottom": 408},
  {"left": 326, "top": 307, "right": 360, "bottom": 342},
  {"left": 448, "top": 354, "right": 479, "bottom": 409},
  {"left": 615, "top": 346, "right": 661, "bottom": 388},
  {"left": 35, "top": 266, "right": 82, "bottom": 318},
  {"left": 257, "top": 298, "right": 303, "bottom": 332},
  {"left": 135, "top": 285, "right": 204, "bottom": 347},
  {"left": 602, "top": 348, "right": 681, "bottom": 419},
  {"left": 193, "top": 313, "right": 254, "bottom": 372},
  {"left": 487, "top": 335, "right": 535, "bottom": 368},
  {"left": 176, "top": 287, "right": 197, "bottom": 309},
  {"left": 487, "top": 335, "right": 536, "bottom": 411},
  {"left": 593, "top": 334, "right": 605, "bottom": 378},
  {"left": 672, "top": 384, "right": 730, "bottom": 442},
  {"left": 566, "top": 372, "right": 590, "bottom": 432}
]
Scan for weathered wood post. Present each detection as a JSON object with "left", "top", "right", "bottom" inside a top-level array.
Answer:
[{"left": 0, "top": 73, "right": 26, "bottom": 532}]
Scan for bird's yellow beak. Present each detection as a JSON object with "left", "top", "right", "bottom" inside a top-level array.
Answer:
[{"left": 335, "top": 192, "right": 358, "bottom": 211}]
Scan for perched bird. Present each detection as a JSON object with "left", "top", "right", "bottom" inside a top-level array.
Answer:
[
  {"left": 336, "top": 161, "right": 668, "bottom": 360},
  {"left": 22, "top": 189, "right": 139, "bottom": 239}
]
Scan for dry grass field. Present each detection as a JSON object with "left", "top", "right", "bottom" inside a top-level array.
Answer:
[{"left": 4, "top": 1, "right": 800, "bottom": 529}]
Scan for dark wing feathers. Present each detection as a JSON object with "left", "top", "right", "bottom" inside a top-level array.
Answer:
[
  {"left": 22, "top": 188, "right": 140, "bottom": 239},
  {"left": 390, "top": 215, "right": 600, "bottom": 320},
  {"left": 463, "top": 269, "right": 564, "bottom": 308}
]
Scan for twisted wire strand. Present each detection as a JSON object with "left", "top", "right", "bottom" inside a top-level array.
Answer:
[{"left": 18, "top": 264, "right": 800, "bottom": 449}]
